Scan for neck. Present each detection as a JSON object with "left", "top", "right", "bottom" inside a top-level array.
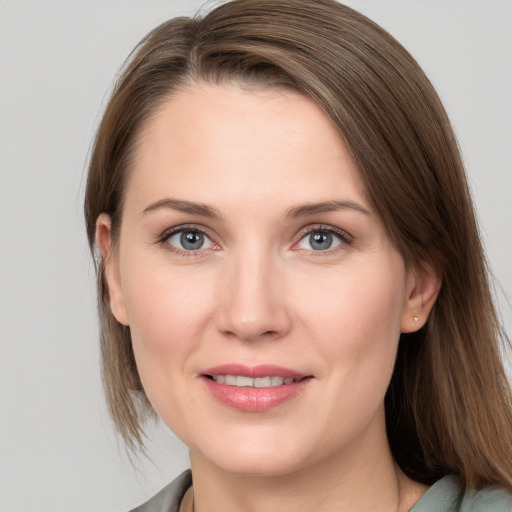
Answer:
[{"left": 189, "top": 414, "right": 428, "bottom": 512}]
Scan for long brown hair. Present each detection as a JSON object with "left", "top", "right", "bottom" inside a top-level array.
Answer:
[{"left": 85, "top": 0, "right": 512, "bottom": 490}]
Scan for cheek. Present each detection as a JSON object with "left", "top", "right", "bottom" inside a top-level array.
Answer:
[
  {"left": 119, "top": 260, "right": 217, "bottom": 392},
  {"left": 123, "top": 257, "right": 212, "bottom": 334},
  {"left": 288, "top": 256, "right": 406, "bottom": 447},
  {"left": 297, "top": 255, "right": 406, "bottom": 375}
]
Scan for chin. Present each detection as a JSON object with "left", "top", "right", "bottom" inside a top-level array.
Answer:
[
  {"left": 214, "top": 457, "right": 305, "bottom": 478},
  {"left": 191, "top": 437, "right": 316, "bottom": 478}
]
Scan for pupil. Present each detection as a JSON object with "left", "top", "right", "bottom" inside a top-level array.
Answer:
[
  {"left": 310, "top": 231, "right": 332, "bottom": 250},
  {"left": 180, "top": 231, "right": 204, "bottom": 250}
]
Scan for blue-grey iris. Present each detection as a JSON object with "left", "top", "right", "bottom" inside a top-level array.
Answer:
[
  {"left": 310, "top": 231, "right": 332, "bottom": 250},
  {"left": 180, "top": 231, "right": 204, "bottom": 250}
]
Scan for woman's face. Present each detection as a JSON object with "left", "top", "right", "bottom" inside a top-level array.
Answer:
[{"left": 100, "top": 83, "right": 428, "bottom": 477}]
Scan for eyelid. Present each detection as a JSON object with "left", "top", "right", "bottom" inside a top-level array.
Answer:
[
  {"left": 292, "top": 224, "right": 354, "bottom": 252},
  {"left": 157, "top": 224, "right": 221, "bottom": 255},
  {"left": 156, "top": 222, "right": 353, "bottom": 255}
]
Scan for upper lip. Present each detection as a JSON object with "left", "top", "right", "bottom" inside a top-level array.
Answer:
[{"left": 201, "top": 364, "right": 308, "bottom": 379}]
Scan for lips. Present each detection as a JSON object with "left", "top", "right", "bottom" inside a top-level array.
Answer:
[
  {"left": 211, "top": 375, "right": 296, "bottom": 387},
  {"left": 200, "top": 364, "right": 312, "bottom": 412}
]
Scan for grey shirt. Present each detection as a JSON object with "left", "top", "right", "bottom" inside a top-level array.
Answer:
[{"left": 129, "top": 470, "right": 512, "bottom": 512}]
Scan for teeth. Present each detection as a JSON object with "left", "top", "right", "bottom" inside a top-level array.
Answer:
[
  {"left": 254, "top": 377, "right": 272, "bottom": 388},
  {"left": 225, "top": 375, "right": 237, "bottom": 385},
  {"left": 271, "top": 376, "right": 284, "bottom": 386},
  {"left": 211, "top": 375, "right": 296, "bottom": 387},
  {"left": 237, "top": 376, "right": 253, "bottom": 387}
]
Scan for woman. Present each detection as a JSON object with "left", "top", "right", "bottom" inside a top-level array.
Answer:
[{"left": 84, "top": 0, "right": 512, "bottom": 510}]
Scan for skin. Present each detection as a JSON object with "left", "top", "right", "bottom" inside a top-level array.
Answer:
[{"left": 97, "top": 83, "right": 439, "bottom": 512}]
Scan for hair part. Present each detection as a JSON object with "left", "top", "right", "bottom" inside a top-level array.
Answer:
[{"left": 85, "top": 0, "right": 512, "bottom": 490}]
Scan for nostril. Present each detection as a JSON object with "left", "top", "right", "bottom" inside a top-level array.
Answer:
[
  {"left": 238, "top": 330, "right": 278, "bottom": 342},
  {"left": 215, "top": 299, "right": 292, "bottom": 342}
]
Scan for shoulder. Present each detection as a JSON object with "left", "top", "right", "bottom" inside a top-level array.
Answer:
[
  {"left": 461, "top": 484, "right": 512, "bottom": 511},
  {"left": 128, "top": 470, "right": 192, "bottom": 512},
  {"left": 411, "top": 475, "right": 512, "bottom": 512}
]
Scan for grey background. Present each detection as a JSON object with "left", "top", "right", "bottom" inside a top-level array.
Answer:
[{"left": 0, "top": 1, "right": 510, "bottom": 511}]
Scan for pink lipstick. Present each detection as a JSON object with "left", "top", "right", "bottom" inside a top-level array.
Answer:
[{"left": 200, "top": 364, "right": 312, "bottom": 412}]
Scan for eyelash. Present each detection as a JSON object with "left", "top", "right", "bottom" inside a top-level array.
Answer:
[
  {"left": 157, "top": 224, "right": 218, "bottom": 257},
  {"left": 157, "top": 223, "right": 353, "bottom": 257},
  {"left": 293, "top": 224, "right": 354, "bottom": 256}
]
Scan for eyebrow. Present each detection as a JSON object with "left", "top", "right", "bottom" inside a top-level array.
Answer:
[
  {"left": 285, "top": 200, "right": 372, "bottom": 219},
  {"left": 142, "top": 199, "right": 222, "bottom": 218},
  {"left": 141, "top": 198, "right": 371, "bottom": 219}
]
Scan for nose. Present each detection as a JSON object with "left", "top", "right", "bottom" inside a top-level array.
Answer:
[{"left": 215, "top": 251, "right": 292, "bottom": 342}]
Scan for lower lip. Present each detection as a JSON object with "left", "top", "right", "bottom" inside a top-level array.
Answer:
[{"left": 202, "top": 377, "right": 311, "bottom": 412}]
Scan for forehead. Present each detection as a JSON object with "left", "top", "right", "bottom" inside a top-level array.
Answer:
[{"left": 124, "top": 82, "right": 371, "bottom": 215}]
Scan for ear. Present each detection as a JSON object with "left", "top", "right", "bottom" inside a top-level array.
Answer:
[
  {"left": 401, "top": 263, "right": 441, "bottom": 333},
  {"left": 96, "top": 214, "right": 129, "bottom": 326}
]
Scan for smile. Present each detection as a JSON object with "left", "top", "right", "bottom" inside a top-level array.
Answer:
[
  {"left": 201, "top": 365, "right": 312, "bottom": 412},
  {"left": 209, "top": 375, "right": 296, "bottom": 387}
]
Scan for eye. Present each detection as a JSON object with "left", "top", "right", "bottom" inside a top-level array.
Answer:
[
  {"left": 165, "top": 228, "right": 216, "bottom": 252},
  {"left": 296, "top": 227, "right": 349, "bottom": 251}
]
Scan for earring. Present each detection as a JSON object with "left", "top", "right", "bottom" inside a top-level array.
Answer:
[{"left": 413, "top": 315, "right": 419, "bottom": 323}]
